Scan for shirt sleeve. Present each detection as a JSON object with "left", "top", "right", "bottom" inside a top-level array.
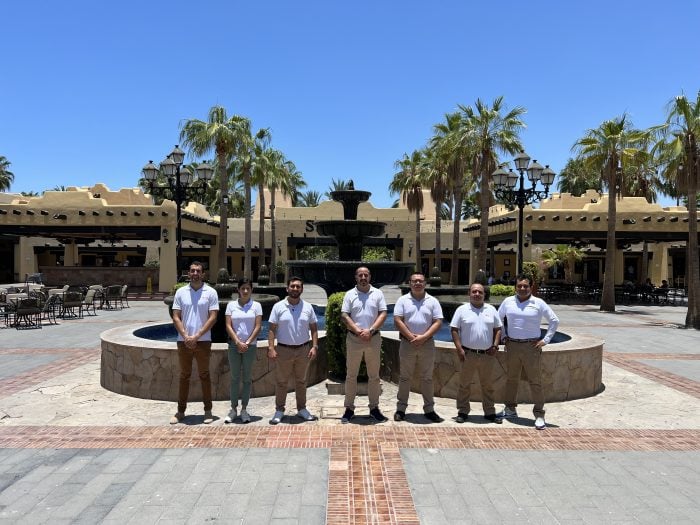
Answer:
[
  {"left": 253, "top": 302, "right": 263, "bottom": 317},
  {"left": 378, "top": 290, "right": 387, "bottom": 311},
  {"left": 432, "top": 298, "right": 444, "bottom": 320},
  {"left": 341, "top": 293, "right": 351, "bottom": 314},
  {"left": 172, "top": 290, "right": 182, "bottom": 311},
  {"left": 269, "top": 304, "right": 280, "bottom": 324},
  {"left": 393, "top": 297, "right": 405, "bottom": 317},
  {"left": 449, "top": 308, "right": 462, "bottom": 328},
  {"left": 208, "top": 289, "right": 220, "bottom": 311},
  {"left": 540, "top": 302, "right": 560, "bottom": 344}
]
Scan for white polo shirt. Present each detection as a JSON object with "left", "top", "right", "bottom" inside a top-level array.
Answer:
[
  {"left": 450, "top": 302, "right": 502, "bottom": 349},
  {"left": 268, "top": 299, "right": 317, "bottom": 345},
  {"left": 394, "top": 292, "right": 443, "bottom": 334},
  {"left": 497, "top": 295, "right": 559, "bottom": 344},
  {"left": 172, "top": 283, "right": 219, "bottom": 342},
  {"left": 225, "top": 299, "right": 263, "bottom": 344},
  {"left": 341, "top": 285, "right": 387, "bottom": 329}
]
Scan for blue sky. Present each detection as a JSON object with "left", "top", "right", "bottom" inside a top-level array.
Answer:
[{"left": 2, "top": 1, "right": 698, "bottom": 208}]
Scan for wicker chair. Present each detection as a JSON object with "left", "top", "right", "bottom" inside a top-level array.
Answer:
[
  {"left": 104, "top": 285, "right": 123, "bottom": 310},
  {"left": 14, "top": 298, "right": 42, "bottom": 329},
  {"left": 81, "top": 288, "right": 98, "bottom": 316},
  {"left": 60, "top": 291, "right": 84, "bottom": 319}
]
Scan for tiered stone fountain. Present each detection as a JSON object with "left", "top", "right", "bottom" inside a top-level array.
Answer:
[{"left": 287, "top": 186, "right": 414, "bottom": 296}]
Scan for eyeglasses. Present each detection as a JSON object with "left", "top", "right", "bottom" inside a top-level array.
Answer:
[{"left": 410, "top": 280, "right": 425, "bottom": 285}]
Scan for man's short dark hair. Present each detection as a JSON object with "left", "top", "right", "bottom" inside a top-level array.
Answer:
[
  {"left": 189, "top": 261, "right": 204, "bottom": 271},
  {"left": 287, "top": 276, "right": 304, "bottom": 286},
  {"left": 515, "top": 274, "right": 532, "bottom": 285}
]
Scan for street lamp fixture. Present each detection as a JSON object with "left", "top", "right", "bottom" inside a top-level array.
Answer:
[
  {"left": 492, "top": 150, "right": 555, "bottom": 275},
  {"left": 142, "top": 145, "right": 214, "bottom": 278},
  {"left": 276, "top": 238, "right": 282, "bottom": 256},
  {"left": 408, "top": 240, "right": 414, "bottom": 257}
]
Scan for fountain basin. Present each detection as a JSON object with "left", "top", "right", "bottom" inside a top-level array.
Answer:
[
  {"left": 100, "top": 323, "right": 601, "bottom": 403},
  {"left": 381, "top": 331, "right": 603, "bottom": 402},
  {"left": 100, "top": 323, "right": 328, "bottom": 401}
]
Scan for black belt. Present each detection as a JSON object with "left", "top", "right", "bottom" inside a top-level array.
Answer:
[
  {"left": 507, "top": 338, "right": 539, "bottom": 343},
  {"left": 277, "top": 341, "right": 310, "bottom": 349},
  {"left": 462, "top": 346, "right": 488, "bottom": 354}
]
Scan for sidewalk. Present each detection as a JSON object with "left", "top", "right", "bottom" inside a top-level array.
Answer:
[{"left": 0, "top": 291, "right": 698, "bottom": 523}]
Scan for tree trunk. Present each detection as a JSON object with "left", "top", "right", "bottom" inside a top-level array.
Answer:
[
  {"left": 415, "top": 207, "right": 421, "bottom": 272},
  {"left": 600, "top": 162, "right": 617, "bottom": 312},
  {"left": 685, "top": 134, "right": 699, "bottom": 329},
  {"left": 258, "top": 182, "right": 266, "bottom": 268},
  {"left": 270, "top": 190, "right": 278, "bottom": 283},
  {"left": 243, "top": 168, "right": 252, "bottom": 280},
  {"left": 477, "top": 156, "right": 490, "bottom": 275},
  {"left": 450, "top": 183, "right": 462, "bottom": 285},
  {"left": 217, "top": 152, "right": 228, "bottom": 273},
  {"left": 434, "top": 200, "right": 441, "bottom": 273}
]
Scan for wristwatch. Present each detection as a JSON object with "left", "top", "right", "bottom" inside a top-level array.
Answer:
[{"left": 369, "top": 328, "right": 377, "bottom": 336}]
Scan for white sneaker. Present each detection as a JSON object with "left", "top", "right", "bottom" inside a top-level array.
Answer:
[
  {"left": 535, "top": 417, "right": 546, "bottom": 430},
  {"left": 270, "top": 410, "right": 284, "bottom": 425},
  {"left": 240, "top": 409, "right": 251, "bottom": 423},
  {"left": 297, "top": 408, "right": 315, "bottom": 421},
  {"left": 224, "top": 407, "right": 237, "bottom": 424}
]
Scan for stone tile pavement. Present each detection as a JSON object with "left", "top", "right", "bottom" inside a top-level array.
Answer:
[{"left": 0, "top": 285, "right": 698, "bottom": 523}]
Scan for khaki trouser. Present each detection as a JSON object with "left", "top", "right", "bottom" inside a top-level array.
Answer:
[
  {"left": 396, "top": 339, "right": 435, "bottom": 413},
  {"left": 344, "top": 333, "right": 382, "bottom": 410},
  {"left": 177, "top": 341, "right": 212, "bottom": 413},
  {"left": 457, "top": 350, "right": 497, "bottom": 416},
  {"left": 274, "top": 343, "right": 311, "bottom": 411},
  {"left": 504, "top": 340, "right": 545, "bottom": 418}
]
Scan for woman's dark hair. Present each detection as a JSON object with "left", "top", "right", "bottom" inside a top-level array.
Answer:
[{"left": 237, "top": 277, "right": 253, "bottom": 289}]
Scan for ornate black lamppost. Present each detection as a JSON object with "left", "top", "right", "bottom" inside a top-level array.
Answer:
[
  {"left": 491, "top": 151, "right": 556, "bottom": 275},
  {"left": 142, "top": 145, "right": 214, "bottom": 278}
]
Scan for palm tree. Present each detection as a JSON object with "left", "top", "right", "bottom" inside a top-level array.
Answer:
[
  {"left": 557, "top": 158, "right": 601, "bottom": 196},
  {"left": 573, "top": 115, "right": 647, "bottom": 312},
  {"left": 297, "top": 190, "right": 323, "bottom": 207},
  {"left": 422, "top": 147, "right": 451, "bottom": 274},
  {"left": 248, "top": 129, "right": 273, "bottom": 270},
  {"left": 234, "top": 127, "right": 270, "bottom": 279},
  {"left": 430, "top": 112, "right": 470, "bottom": 284},
  {"left": 180, "top": 105, "right": 251, "bottom": 272},
  {"left": 390, "top": 150, "right": 425, "bottom": 271},
  {"left": 541, "top": 245, "right": 584, "bottom": 284},
  {"left": 458, "top": 97, "right": 526, "bottom": 275},
  {"left": 653, "top": 92, "right": 700, "bottom": 329},
  {"left": 268, "top": 153, "right": 305, "bottom": 281},
  {"left": 0, "top": 156, "right": 14, "bottom": 191}
]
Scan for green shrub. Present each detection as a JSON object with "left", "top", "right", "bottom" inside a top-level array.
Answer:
[
  {"left": 490, "top": 284, "right": 515, "bottom": 297},
  {"left": 170, "top": 282, "right": 189, "bottom": 295},
  {"left": 325, "top": 292, "right": 347, "bottom": 379}
]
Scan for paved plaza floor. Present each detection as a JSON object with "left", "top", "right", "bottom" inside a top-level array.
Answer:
[{"left": 0, "top": 285, "right": 698, "bottom": 523}]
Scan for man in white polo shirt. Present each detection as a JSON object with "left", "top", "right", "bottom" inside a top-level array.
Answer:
[
  {"left": 393, "top": 272, "right": 444, "bottom": 423},
  {"left": 450, "top": 282, "right": 502, "bottom": 424},
  {"left": 497, "top": 274, "right": 559, "bottom": 430},
  {"left": 170, "top": 261, "right": 219, "bottom": 425},
  {"left": 340, "top": 266, "right": 388, "bottom": 423},
  {"left": 267, "top": 276, "right": 319, "bottom": 425}
]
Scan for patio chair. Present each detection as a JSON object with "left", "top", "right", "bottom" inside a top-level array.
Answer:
[
  {"left": 104, "top": 285, "right": 123, "bottom": 310},
  {"left": 120, "top": 284, "right": 130, "bottom": 308},
  {"left": 40, "top": 294, "right": 61, "bottom": 325},
  {"left": 81, "top": 288, "right": 98, "bottom": 316},
  {"left": 14, "top": 298, "right": 42, "bottom": 329},
  {"left": 60, "top": 291, "right": 84, "bottom": 319}
]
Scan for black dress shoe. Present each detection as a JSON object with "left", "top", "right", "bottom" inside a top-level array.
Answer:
[
  {"left": 484, "top": 413, "right": 503, "bottom": 424},
  {"left": 369, "top": 407, "right": 388, "bottom": 423},
  {"left": 393, "top": 411, "right": 405, "bottom": 421},
  {"left": 454, "top": 412, "right": 469, "bottom": 424},
  {"left": 424, "top": 411, "right": 444, "bottom": 423}
]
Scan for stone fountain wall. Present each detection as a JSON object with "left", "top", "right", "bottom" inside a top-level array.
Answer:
[
  {"left": 380, "top": 332, "right": 603, "bottom": 402},
  {"left": 100, "top": 325, "right": 328, "bottom": 401},
  {"left": 101, "top": 325, "right": 602, "bottom": 403}
]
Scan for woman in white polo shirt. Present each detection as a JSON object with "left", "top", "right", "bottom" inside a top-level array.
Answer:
[{"left": 224, "top": 277, "right": 262, "bottom": 423}]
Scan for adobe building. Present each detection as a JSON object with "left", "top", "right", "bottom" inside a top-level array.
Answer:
[{"left": 0, "top": 184, "right": 695, "bottom": 293}]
